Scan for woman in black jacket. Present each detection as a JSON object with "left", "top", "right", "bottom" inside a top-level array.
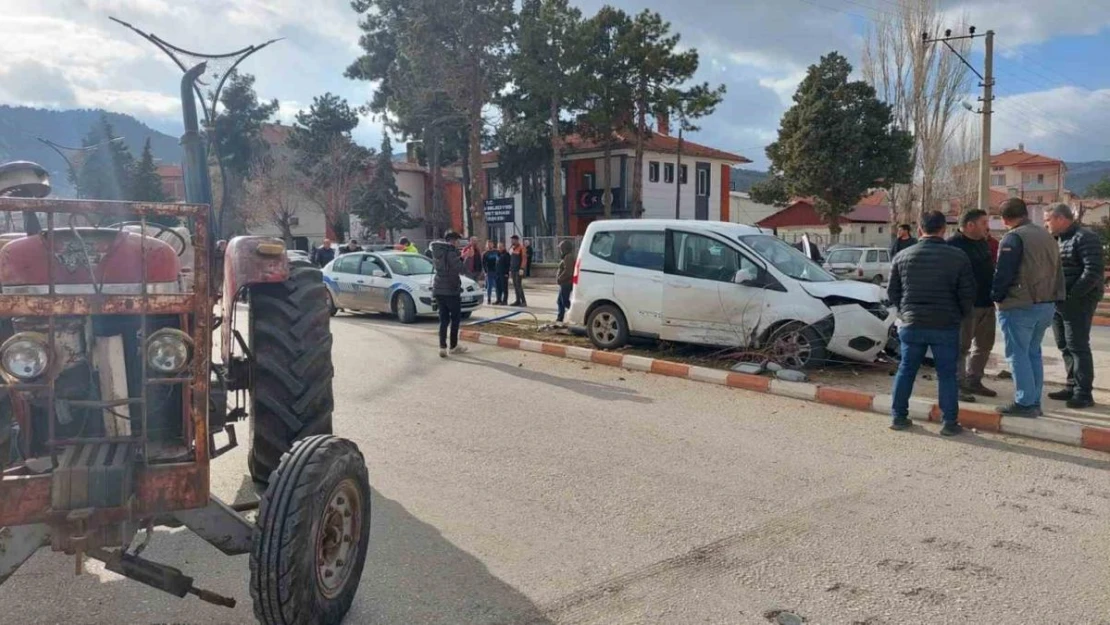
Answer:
[{"left": 495, "top": 242, "right": 512, "bottom": 305}]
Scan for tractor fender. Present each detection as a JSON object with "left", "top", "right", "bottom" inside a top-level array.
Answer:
[{"left": 221, "top": 236, "right": 290, "bottom": 362}]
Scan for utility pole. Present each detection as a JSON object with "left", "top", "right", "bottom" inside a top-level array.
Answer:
[{"left": 924, "top": 27, "right": 994, "bottom": 212}]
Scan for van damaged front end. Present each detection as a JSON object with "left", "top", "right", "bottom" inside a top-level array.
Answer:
[{"left": 800, "top": 282, "right": 894, "bottom": 364}]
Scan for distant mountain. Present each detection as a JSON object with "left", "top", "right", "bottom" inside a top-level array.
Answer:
[
  {"left": 1065, "top": 161, "right": 1110, "bottom": 197},
  {"left": 0, "top": 106, "right": 181, "bottom": 197},
  {"left": 730, "top": 167, "right": 768, "bottom": 192}
]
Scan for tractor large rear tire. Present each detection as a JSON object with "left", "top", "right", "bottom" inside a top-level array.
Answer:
[
  {"left": 248, "top": 264, "right": 335, "bottom": 484},
  {"left": 250, "top": 435, "right": 371, "bottom": 625}
]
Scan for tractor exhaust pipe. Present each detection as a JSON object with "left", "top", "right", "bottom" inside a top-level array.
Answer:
[{"left": 180, "top": 63, "right": 214, "bottom": 232}]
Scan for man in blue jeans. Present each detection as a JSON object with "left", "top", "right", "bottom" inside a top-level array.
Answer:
[
  {"left": 991, "top": 198, "right": 1066, "bottom": 417},
  {"left": 887, "top": 211, "right": 976, "bottom": 435}
]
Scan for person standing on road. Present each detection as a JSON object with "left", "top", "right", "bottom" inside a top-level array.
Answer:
[
  {"left": 887, "top": 210, "right": 976, "bottom": 436},
  {"left": 890, "top": 224, "right": 918, "bottom": 259},
  {"left": 524, "top": 239, "right": 535, "bottom": 278},
  {"left": 1044, "top": 203, "right": 1105, "bottom": 409},
  {"left": 495, "top": 242, "right": 511, "bottom": 305},
  {"left": 947, "top": 209, "right": 998, "bottom": 400},
  {"left": 430, "top": 230, "right": 468, "bottom": 358},
  {"left": 991, "top": 198, "right": 1066, "bottom": 418},
  {"left": 509, "top": 234, "right": 528, "bottom": 307},
  {"left": 312, "top": 238, "right": 336, "bottom": 267},
  {"left": 482, "top": 240, "right": 499, "bottom": 305},
  {"left": 462, "top": 236, "right": 483, "bottom": 283},
  {"left": 555, "top": 239, "right": 575, "bottom": 323}
]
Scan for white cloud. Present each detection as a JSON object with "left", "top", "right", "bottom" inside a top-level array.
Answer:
[
  {"left": 945, "top": 0, "right": 1110, "bottom": 48},
  {"left": 989, "top": 86, "right": 1110, "bottom": 162}
]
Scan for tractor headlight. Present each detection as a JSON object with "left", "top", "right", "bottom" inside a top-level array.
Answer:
[
  {"left": 0, "top": 333, "right": 50, "bottom": 381},
  {"left": 146, "top": 329, "right": 193, "bottom": 375}
]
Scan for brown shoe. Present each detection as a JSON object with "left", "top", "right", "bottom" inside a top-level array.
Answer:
[{"left": 963, "top": 381, "right": 998, "bottom": 398}]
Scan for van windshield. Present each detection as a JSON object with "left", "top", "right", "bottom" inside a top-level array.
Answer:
[{"left": 738, "top": 235, "right": 837, "bottom": 283}]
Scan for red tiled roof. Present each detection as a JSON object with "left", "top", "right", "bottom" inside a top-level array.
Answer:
[
  {"left": 156, "top": 164, "right": 182, "bottom": 177},
  {"left": 991, "top": 148, "right": 1063, "bottom": 168},
  {"left": 482, "top": 131, "right": 750, "bottom": 165},
  {"left": 756, "top": 196, "right": 891, "bottom": 228}
]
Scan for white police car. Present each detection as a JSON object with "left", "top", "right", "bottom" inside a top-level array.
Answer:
[{"left": 322, "top": 251, "right": 483, "bottom": 323}]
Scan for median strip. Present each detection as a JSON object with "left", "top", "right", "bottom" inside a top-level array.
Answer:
[{"left": 459, "top": 328, "right": 1110, "bottom": 456}]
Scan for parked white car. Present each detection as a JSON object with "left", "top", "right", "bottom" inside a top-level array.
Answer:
[
  {"left": 567, "top": 220, "right": 894, "bottom": 368},
  {"left": 322, "top": 251, "right": 483, "bottom": 323},
  {"left": 824, "top": 247, "right": 891, "bottom": 284}
]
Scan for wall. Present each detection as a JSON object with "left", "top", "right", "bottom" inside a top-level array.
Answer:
[
  {"left": 775, "top": 223, "right": 890, "bottom": 249},
  {"left": 729, "top": 192, "right": 780, "bottom": 226},
  {"left": 996, "top": 163, "right": 1065, "bottom": 204}
]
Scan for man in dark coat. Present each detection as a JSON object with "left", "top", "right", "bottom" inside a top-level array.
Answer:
[
  {"left": 887, "top": 211, "right": 976, "bottom": 436},
  {"left": 889, "top": 224, "right": 918, "bottom": 259},
  {"left": 1044, "top": 203, "right": 1105, "bottom": 408},
  {"left": 555, "top": 240, "right": 575, "bottom": 323},
  {"left": 947, "top": 209, "right": 997, "bottom": 399},
  {"left": 311, "top": 238, "right": 336, "bottom": 267},
  {"left": 430, "top": 230, "right": 466, "bottom": 358}
]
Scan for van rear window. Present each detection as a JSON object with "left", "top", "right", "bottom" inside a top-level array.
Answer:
[{"left": 589, "top": 231, "right": 664, "bottom": 271}]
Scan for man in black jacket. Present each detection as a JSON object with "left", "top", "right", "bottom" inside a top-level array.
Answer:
[
  {"left": 889, "top": 224, "right": 917, "bottom": 259},
  {"left": 887, "top": 211, "right": 976, "bottom": 435},
  {"left": 947, "top": 209, "right": 998, "bottom": 399},
  {"left": 311, "top": 238, "right": 336, "bottom": 267},
  {"left": 1045, "top": 204, "right": 1105, "bottom": 408},
  {"left": 430, "top": 230, "right": 467, "bottom": 358}
]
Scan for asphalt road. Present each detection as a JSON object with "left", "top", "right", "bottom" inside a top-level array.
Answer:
[{"left": 2, "top": 312, "right": 1109, "bottom": 624}]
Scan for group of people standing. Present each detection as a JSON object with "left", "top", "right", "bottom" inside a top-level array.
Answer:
[
  {"left": 456, "top": 235, "right": 530, "bottom": 307},
  {"left": 887, "top": 198, "right": 1104, "bottom": 436}
]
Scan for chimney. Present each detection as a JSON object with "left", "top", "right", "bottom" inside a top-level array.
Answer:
[
  {"left": 656, "top": 111, "right": 670, "bottom": 136},
  {"left": 1018, "top": 142, "right": 1025, "bottom": 152},
  {"left": 406, "top": 141, "right": 418, "bottom": 163}
]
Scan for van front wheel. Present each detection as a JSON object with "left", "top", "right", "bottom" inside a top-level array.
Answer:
[
  {"left": 587, "top": 304, "right": 629, "bottom": 350},
  {"left": 767, "top": 322, "right": 828, "bottom": 369}
]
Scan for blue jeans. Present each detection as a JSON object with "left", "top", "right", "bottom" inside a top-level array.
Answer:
[
  {"left": 556, "top": 284, "right": 572, "bottom": 322},
  {"left": 485, "top": 273, "right": 496, "bottom": 302},
  {"left": 892, "top": 325, "right": 960, "bottom": 424},
  {"left": 998, "top": 303, "right": 1056, "bottom": 407}
]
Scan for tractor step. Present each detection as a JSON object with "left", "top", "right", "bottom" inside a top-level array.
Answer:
[{"left": 51, "top": 443, "right": 134, "bottom": 510}]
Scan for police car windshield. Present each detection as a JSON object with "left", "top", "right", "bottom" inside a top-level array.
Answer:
[{"left": 384, "top": 254, "right": 434, "bottom": 276}]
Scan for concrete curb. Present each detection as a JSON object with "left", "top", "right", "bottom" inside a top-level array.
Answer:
[{"left": 460, "top": 329, "right": 1110, "bottom": 455}]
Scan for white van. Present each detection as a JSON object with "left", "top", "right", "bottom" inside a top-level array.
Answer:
[
  {"left": 824, "top": 246, "right": 891, "bottom": 284},
  {"left": 567, "top": 220, "right": 895, "bottom": 368}
]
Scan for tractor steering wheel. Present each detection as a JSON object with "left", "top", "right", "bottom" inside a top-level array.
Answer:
[{"left": 104, "top": 221, "right": 189, "bottom": 257}]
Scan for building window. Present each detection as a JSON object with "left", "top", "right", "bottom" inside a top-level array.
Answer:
[
  {"left": 1036, "top": 195, "right": 1044, "bottom": 204},
  {"left": 696, "top": 169, "right": 709, "bottom": 197},
  {"left": 583, "top": 172, "right": 595, "bottom": 190},
  {"left": 860, "top": 226, "right": 867, "bottom": 234},
  {"left": 992, "top": 166, "right": 1004, "bottom": 172},
  {"left": 289, "top": 216, "right": 300, "bottom": 227},
  {"left": 648, "top": 161, "right": 660, "bottom": 183},
  {"left": 679, "top": 165, "right": 688, "bottom": 185},
  {"left": 991, "top": 174, "right": 1006, "bottom": 186},
  {"left": 663, "top": 163, "right": 675, "bottom": 184},
  {"left": 878, "top": 226, "right": 884, "bottom": 234},
  {"left": 1037, "top": 174, "right": 1045, "bottom": 184}
]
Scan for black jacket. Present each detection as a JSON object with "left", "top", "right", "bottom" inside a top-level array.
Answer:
[
  {"left": 495, "top": 250, "right": 511, "bottom": 276},
  {"left": 887, "top": 237, "right": 975, "bottom": 329},
  {"left": 429, "top": 240, "right": 463, "bottom": 296},
  {"left": 889, "top": 236, "right": 918, "bottom": 259},
  {"left": 947, "top": 231, "right": 994, "bottom": 308},
  {"left": 483, "top": 250, "right": 500, "bottom": 274},
  {"left": 1056, "top": 223, "right": 1105, "bottom": 305}
]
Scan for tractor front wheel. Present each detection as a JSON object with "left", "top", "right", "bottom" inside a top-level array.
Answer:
[
  {"left": 250, "top": 435, "right": 371, "bottom": 625},
  {"left": 248, "top": 264, "right": 335, "bottom": 483}
]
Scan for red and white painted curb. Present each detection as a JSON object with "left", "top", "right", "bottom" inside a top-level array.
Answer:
[{"left": 460, "top": 329, "right": 1110, "bottom": 455}]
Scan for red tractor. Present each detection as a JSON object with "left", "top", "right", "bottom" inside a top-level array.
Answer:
[{"left": 0, "top": 66, "right": 371, "bottom": 625}]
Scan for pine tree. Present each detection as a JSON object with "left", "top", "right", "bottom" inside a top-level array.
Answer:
[
  {"left": 75, "top": 115, "right": 134, "bottom": 201},
  {"left": 355, "top": 135, "right": 416, "bottom": 242},
  {"left": 131, "top": 139, "right": 168, "bottom": 202},
  {"left": 766, "top": 52, "right": 913, "bottom": 240}
]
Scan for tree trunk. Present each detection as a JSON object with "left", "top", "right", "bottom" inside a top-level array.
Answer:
[
  {"left": 467, "top": 93, "right": 488, "bottom": 245},
  {"left": 601, "top": 141, "right": 613, "bottom": 219},
  {"left": 550, "top": 97, "right": 565, "bottom": 237},
  {"left": 429, "top": 126, "right": 444, "bottom": 236},
  {"left": 632, "top": 96, "right": 646, "bottom": 218},
  {"left": 461, "top": 135, "right": 473, "bottom": 236}
]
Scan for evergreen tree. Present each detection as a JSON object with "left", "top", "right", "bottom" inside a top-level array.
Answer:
[
  {"left": 765, "top": 52, "right": 913, "bottom": 240},
  {"left": 131, "top": 139, "right": 168, "bottom": 202},
  {"left": 355, "top": 135, "right": 417, "bottom": 242},
  {"left": 75, "top": 115, "right": 134, "bottom": 201}
]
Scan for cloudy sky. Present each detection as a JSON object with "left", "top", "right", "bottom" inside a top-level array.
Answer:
[{"left": 1, "top": 0, "right": 1108, "bottom": 169}]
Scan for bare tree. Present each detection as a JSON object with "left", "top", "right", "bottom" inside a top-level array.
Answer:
[
  {"left": 936, "top": 112, "right": 982, "bottom": 212},
  {"left": 862, "top": 0, "right": 972, "bottom": 226},
  {"left": 243, "top": 152, "right": 308, "bottom": 244},
  {"left": 301, "top": 136, "right": 369, "bottom": 241}
]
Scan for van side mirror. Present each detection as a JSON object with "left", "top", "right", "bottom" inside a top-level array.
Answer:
[
  {"left": 734, "top": 268, "right": 758, "bottom": 285},
  {"left": 371, "top": 269, "right": 387, "bottom": 278}
]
